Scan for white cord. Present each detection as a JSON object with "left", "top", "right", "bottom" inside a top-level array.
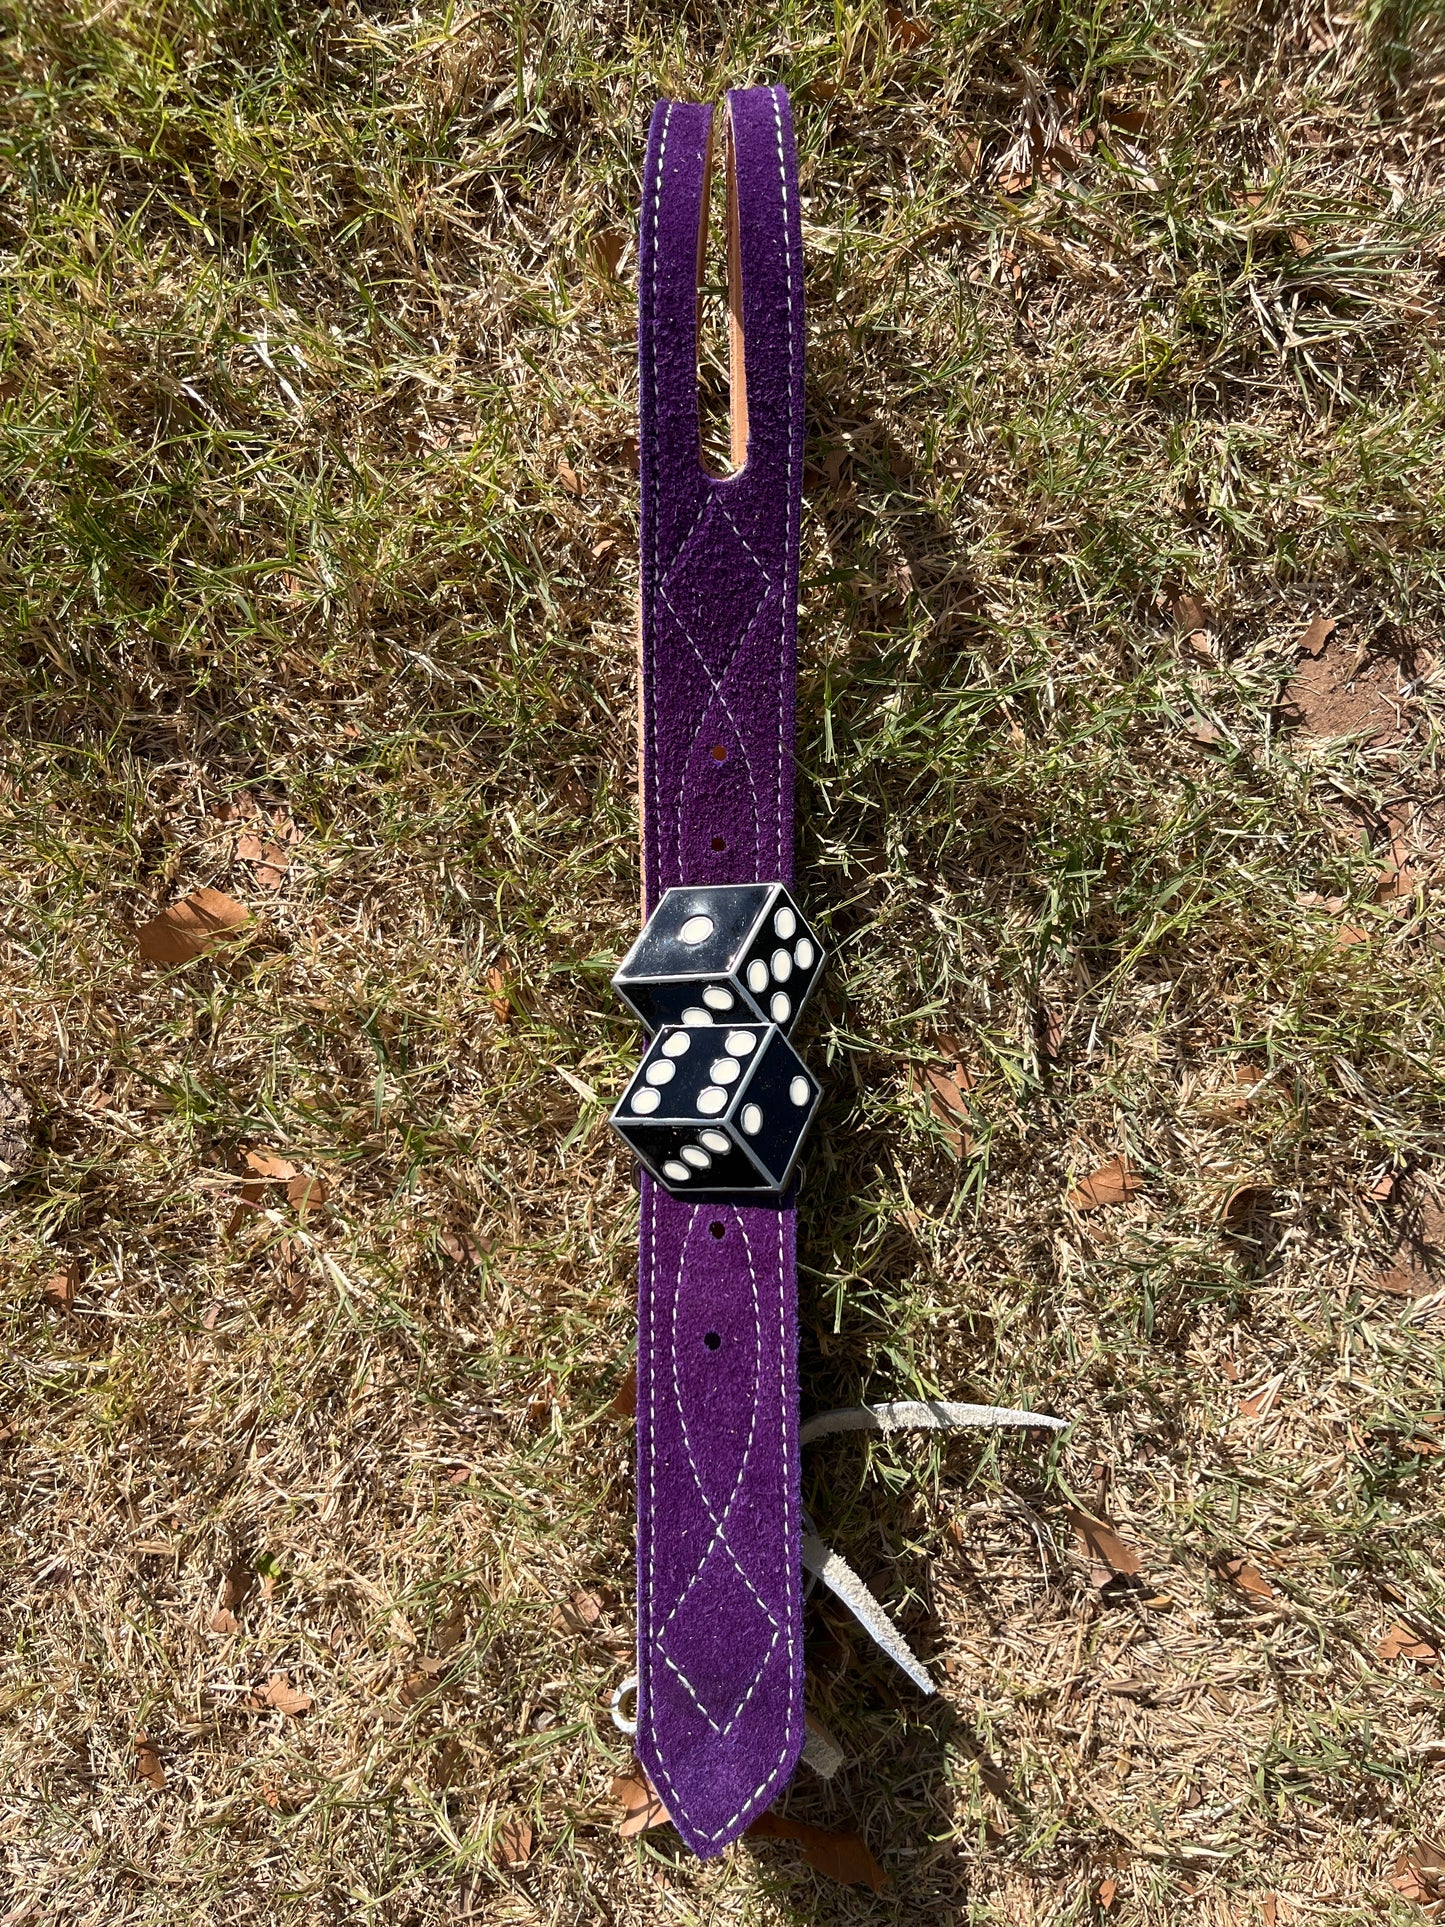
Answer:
[{"left": 800, "top": 1399, "right": 1066, "bottom": 1446}]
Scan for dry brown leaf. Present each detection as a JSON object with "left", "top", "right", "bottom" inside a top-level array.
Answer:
[
  {"left": 1379, "top": 1620, "right": 1439, "bottom": 1664},
  {"left": 258, "top": 1773, "right": 313, "bottom": 1813},
  {"left": 526, "top": 1375, "right": 556, "bottom": 1429},
  {"left": 1377, "top": 862, "right": 1415, "bottom": 903},
  {"left": 134, "top": 887, "right": 249, "bottom": 964},
  {"left": 1375, "top": 1253, "right": 1438, "bottom": 1299},
  {"left": 607, "top": 1360, "right": 637, "bottom": 1419},
  {"left": 1261, "top": 1895, "right": 1278, "bottom": 1926},
  {"left": 746, "top": 1809, "right": 889, "bottom": 1891},
  {"left": 818, "top": 444, "right": 848, "bottom": 487},
  {"left": 1200, "top": 1062, "right": 1264, "bottom": 1118},
  {"left": 1068, "top": 1156, "right": 1144, "bottom": 1212},
  {"left": 1040, "top": 1006, "right": 1065, "bottom": 1058},
  {"left": 1394, "top": 1838, "right": 1445, "bottom": 1903},
  {"left": 555, "top": 459, "right": 583, "bottom": 497},
  {"left": 285, "top": 1171, "right": 327, "bottom": 1218},
  {"left": 439, "top": 1227, "right": 487, "bottom": 1266},
  {"left": 552, "top": 1591, "right": 602, "bottom": 1635},
  {"left": 432, "top": 1609, "right": 466, "bottom": 1657},
  {"left": 886, "top": 5, "right": 930, "bottom": 47},
  {"left": 210, "top": 1559, "right": 255, "bottom": 1633},
  {"left": 593, "top": 229, "right": 625, "bottom": 276},
  {"left": 613, "top": 1768, "right": 670, "bottom": 1837},
  {"left": 245, "top": 1147, "right": 298, "bottom": 1182},
  {"left": 1223, "top": 1184, "right": 1274, "bottom": 1237},
  {"left": 1214, "top": 1554, "right": 1275, "bottom": 1603},
  {"left": 134, "top": 1732, "right": 165, "bottom": 1790},
  {"left": 911, "top": 1059, "right": 973, "bottom": 1155},
  {"left": 493, "top": 1814, "right": 533, "bottom": 1869},
  {"left": 1299, "top": 615, "right": 1337, "bottom": 656},
  {"left": 398, "top": 1667, "right": 439, "bottom": 1708},
  {"left": 235, "top": 836, "right": 294, "bottom": 890},
  {"left": 434, "top": 1737, "right": 466, "bottom": 1789},
  {"left": 995, "top": 162, "right": 1035, "bottom": 194},
  {"left": 1070, "top": 1513, "right": 1143, "bottom": 1587},
  {"left": 485, "top": 966, "right": 511, "bottom": 1024},
  {"left": 1066, "top": 1507, "right": 1143, "bottom": 1586},
  {"left": 272, "top": 1235, "right": 308, "bottom": 1312},
  {"left": 1050, "top": 122, "right": 1095, "bottom": 170},
  {"left": 226, "top": 1147, "right": 297, "bottom": 1236},
  {"left": 1172, "top": 591, "right": 1209, "bottom": 639},
  {"left": 43, "top": 1257, "right": 80, "bottom": 1310},
  {"left": 1098, "top": 1875, "right": 1119, "bottom": 1911},
  {"left": 1101, "top": 100, "right": 1151, "bottom": 135},
  {"left": 254, "top": 1673, "right": 312, "bottom": 1716}
]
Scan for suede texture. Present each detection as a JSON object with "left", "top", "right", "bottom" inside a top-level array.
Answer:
[{"left": 633, "top": 85, "right": 807, "bottom": 1858}]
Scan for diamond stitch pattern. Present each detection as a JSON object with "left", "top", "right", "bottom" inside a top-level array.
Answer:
[
  {"left": 658, "top": 500, "right": 771, "bottom": 681},
  {"left": 656, "top": 1535, "right": 780, "bottom": 1732}
]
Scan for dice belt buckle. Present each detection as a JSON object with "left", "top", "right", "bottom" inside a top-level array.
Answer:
[{"left": 609, "top": 881, "right": 823, "bottom": 1198}]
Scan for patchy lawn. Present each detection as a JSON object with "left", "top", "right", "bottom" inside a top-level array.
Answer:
[{"left": 3, "top": 1, "right": 1445, "bottom": 1920}]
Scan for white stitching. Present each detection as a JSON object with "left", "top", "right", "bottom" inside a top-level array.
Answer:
[
  {"left": 644, "top": 102, "right": 674, "bottom": 911},
  {"left": 716, "top": 501, "right": 786, "bottom": 882},
  {"left": 655, "top": 498, "right": 767, "bottom": 866},
  {"left": 659, "top": 1206, "right": 762, "bottom": 1638},
  {"left": 638, "top": 101, "right": 672, "bottom": 1788},
  {"left": 641, "top": 87, "right": 802, "bottom": 1846},
  {"left": 772, "top": 86, "right": 795, "bottom": 884},
  {"left": 772, "top": 77, "right": 803, "bottom": 1817},
  {"left": 657, "top": 1208, "right": 776, "bottom": 1737},
  {"left": 659, "top": 579, "right": 766, "bottom": 866}
]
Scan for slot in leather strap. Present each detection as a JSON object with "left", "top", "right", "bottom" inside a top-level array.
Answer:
[{"left": 633, "top": 83, "right": 806, "bottom": 1857}]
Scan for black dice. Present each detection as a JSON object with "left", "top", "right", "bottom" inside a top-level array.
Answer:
[
  {"left": 611, "top": 882, "right": 823, "bottom": 1035},
  {"left": 610, "top": 1022, "right": 820, "bottom": 1197}
]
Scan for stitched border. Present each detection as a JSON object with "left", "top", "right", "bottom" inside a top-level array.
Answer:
[
  {"left": 771, "top": 87, "right": 795, "bottom": 882},
  {"left": 655, "top": 496, "right": 767, "bottom": 874},
  {"left": 643, "top": 99, "right": 675, "bottom": 913},
  {"left": 657, "top": 1206, "right": 771, "bottom": 1728},
  {"left": 638, "top": 85, "right": 803, "bottom": 1850}
]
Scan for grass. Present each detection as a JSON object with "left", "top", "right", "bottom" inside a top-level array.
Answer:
[{"left": 3, "top": 0, "right": 1445, "bottom": 1919}]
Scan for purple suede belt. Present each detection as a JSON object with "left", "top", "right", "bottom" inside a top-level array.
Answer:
[{"left": 632, "top": 84, "right": 807, "bottom": 1857}]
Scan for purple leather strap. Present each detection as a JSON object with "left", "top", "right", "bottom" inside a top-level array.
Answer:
[{"left": 633, "top": 85, "right": 806, "bottom": 1857}]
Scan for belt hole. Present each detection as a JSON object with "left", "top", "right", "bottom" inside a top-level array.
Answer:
[
  {"left": 703, "top": 1331, "right": 722, "bottom": 1351},
  {"left": 711, "top": 744, "right": 727, "bottom": 762},
  {"left": 709, "top": 1221, "right": 725, "bottom": 1240},
  {"left": 711, "top": 835, "right": 727, "bottom": 851}
]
